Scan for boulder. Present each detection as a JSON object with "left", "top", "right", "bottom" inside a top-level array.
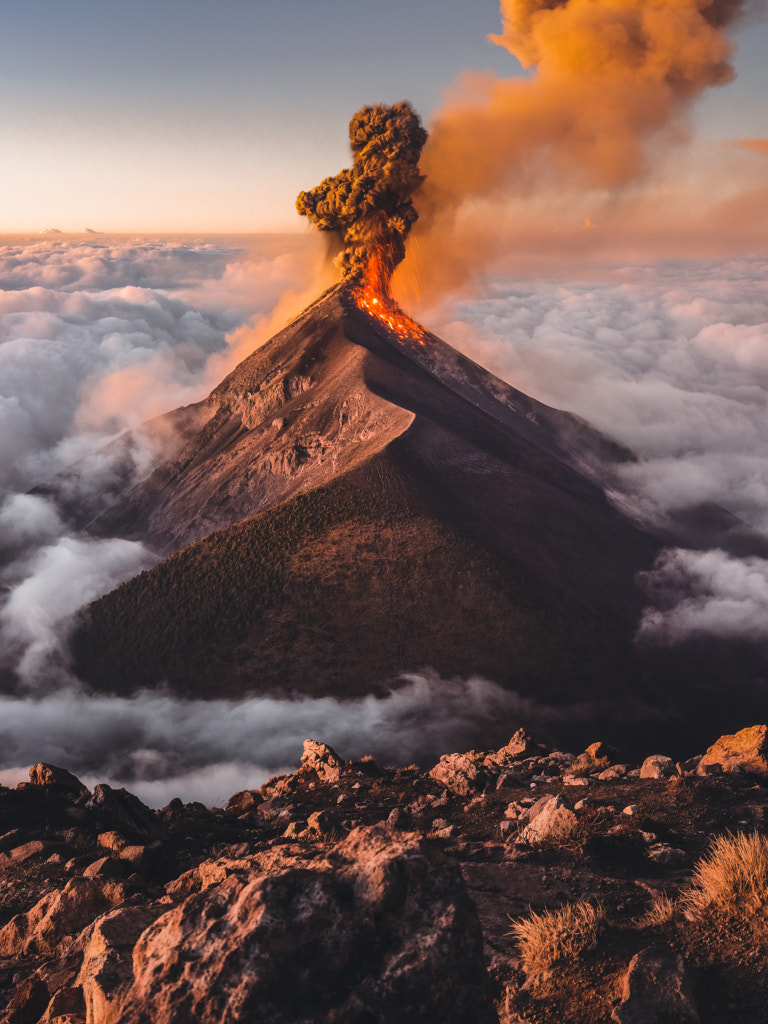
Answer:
[
  {"left": 573, "top": 741, "right": 619, "bottom": 772},
  {"left": 0, "top": 877, "right": 127, "bottom": 957},
  {"left": 485, "top": 729, "right": 543, "bottom": 769},
  {"left": 430, "top": 753, "right": 485, "bottom": 797},
  {"left": 38, "top": 986, "right": 85, "bottom": 1023},
  {"left": 77, "top": 905, "right": 164, "bottom": 1024},
  {"left": 116, "top": 825, "right": 496, "bottom": 1024},
  {"left": 4, "top": 977, "right": 50, "bottom": 1024},
  {"left": 226, "top": 789, "right": 263, "bottom": 814},
  {"left": 516, "top": 795, "right": 577, "bottom": 845},
  {"left": 87, "top": 785, "right": 164, "bottom": 841},
  {"left": 639, "top": 755, "right": 678, "bottom": 780},
  {"left": 29, "top": 764, "right": 89, "bottom": 799},
  {"left": 612, "top": 948, "right": 699, "bottom": 1023},
  {"left": 300, "top": 739, "right": 345, "bottom": 782},
  {"left": 698, "top": 724, "right": 768, "bottom": 775},
  {"left": 83, "top": 857, "right": 125, "bottom": 880}
]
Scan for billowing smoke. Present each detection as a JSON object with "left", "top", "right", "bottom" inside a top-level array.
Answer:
[
  {"left": 403, "top": 0, "right": 753, "bottom": 299},
  {"left": 296, "top": 102, "right": 427, "bottom": 291}
]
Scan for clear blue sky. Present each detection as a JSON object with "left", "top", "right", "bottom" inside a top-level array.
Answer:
[{"left": 0, "top": 0, "right": 765, "bottom": 232}]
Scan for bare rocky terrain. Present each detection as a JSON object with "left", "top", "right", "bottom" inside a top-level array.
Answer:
[{"left": 1, "top": 724, "right": 767, "bottom": 1023}]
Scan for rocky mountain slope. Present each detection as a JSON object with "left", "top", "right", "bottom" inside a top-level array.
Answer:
[
  {"left": 70, "top": 286, "right": 671, "bottom": 730},
  {"left": 1, "top": 725, "right": 767, "bottom": 1023}
]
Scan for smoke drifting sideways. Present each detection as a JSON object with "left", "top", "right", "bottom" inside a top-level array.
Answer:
[
  {"left": 296, "top": 102, "right": 427, "bottom": 292},
  {"left": 402, "top": 0, "right": 758, "bottom": 300}
]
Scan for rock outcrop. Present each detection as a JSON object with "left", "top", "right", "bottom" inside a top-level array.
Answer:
[
  {"left": 118, "top": 826, "right": 495, "bottom": 1024},
  {"left": 0, "top": 725, "right": 767, "bottom": 1023},
  {"left": 698, "top": 724, "right": 768, "bottom": 775}
]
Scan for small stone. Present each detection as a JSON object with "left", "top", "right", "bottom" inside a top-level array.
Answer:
[
  {"left": 283, "top": 820, "right": 308, "bottom": 839},
  {"left": 386, "top": 808, "right": 411, "bottom": 831},
  {"left": 623, "top": 805, "right": 639, "bottom": 816},
  {"left": 563, "top": 775, "right": 591, "bottom": 786},
  {"left": 226, "top": 790, "right": 263, "bottom": 814},
  {"left": 640, "top": 756, "right": 678, "bottom": 780},
  {"left": 307, "top": 809, "right": 337, "bottom": 834},
  {"left": 646, "top": 844, "right": 688, "bottom": 867}
]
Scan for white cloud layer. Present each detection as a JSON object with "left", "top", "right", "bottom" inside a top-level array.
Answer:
[
  {"left": 429, "top": 258, "right": 768, "bottom": 531},
  {"left": 639, "top": 548, "right": 768, "bottom": 643},
  {"left": 1, "top": 238, "right": 768, "bottom": 801},
  {"left": 0, "top": 236, "right": 316, "bottom": 693},
  {"left": 0, "top": 673, "right": 564, "bottom": 807}
]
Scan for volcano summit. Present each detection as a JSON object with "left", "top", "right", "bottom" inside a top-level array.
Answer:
[
  {"left": 66, "top": 103, "right": 767, "bottom": 757},
  {"left": 69, "top": 278, "right": 657, "bottom": 731}
]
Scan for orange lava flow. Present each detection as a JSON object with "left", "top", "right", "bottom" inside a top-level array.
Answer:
[{"left": 354, "top": 252, "right": 426, "bottom": 345}]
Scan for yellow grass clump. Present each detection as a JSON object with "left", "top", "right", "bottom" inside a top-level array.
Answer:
[
  {"left": 636, "top": 893, "right": 676, "bottom": 929},
  {"left": 681, "top": 831, "right": 768, "bottom": 917},
  {"left": 510, "top": 900, "right": 605, "bottom": 977}
]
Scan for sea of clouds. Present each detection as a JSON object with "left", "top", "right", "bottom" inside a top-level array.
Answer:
[{"left": 1, "top": 236, "right": 767, "bottom": 803}]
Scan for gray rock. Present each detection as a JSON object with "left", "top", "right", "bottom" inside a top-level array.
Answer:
[
  {"left": 640, "top": 756, "right": 678, "bottom": 780},
  {"left": 29, "top": 763, "right": 89, "bottom": 798},
  {"left": 612, "top": 948, "right": 699, "bottom": 1023},
  {"left": 116, "top": 825, "right": 497, "bottom": 1024},
  {"left": 646, "top": 844, "right": 688, "bottom": 867}
]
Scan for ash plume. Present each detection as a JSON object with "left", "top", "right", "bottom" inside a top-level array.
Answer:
[
  {"left": 405, "top": 0, "right": 754, "bottom": 299},
  {"left": 296, "top": 101, "right": 427, "bottom": 291}
]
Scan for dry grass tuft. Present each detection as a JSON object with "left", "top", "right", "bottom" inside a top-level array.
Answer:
[
  {"left": 509, "top": 900, "right": 605, "bottom": 978},
  {"left": 681, "top": 831, "right": 768, "bottom": 918},
  {"left": 636, "top": 893, "right": 676, "bottom": 929}
]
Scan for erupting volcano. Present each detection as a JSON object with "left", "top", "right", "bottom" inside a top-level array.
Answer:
[
  {"left": 65, "top": 102, "right": 768, "bottom": 756},
  {"left": 296, "top": 101, "right": 428, "bottom": 343}
]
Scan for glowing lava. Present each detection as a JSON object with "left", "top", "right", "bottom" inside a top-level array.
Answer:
[{"left": 354, "top": 251, "right": 426, "bottom": 344}]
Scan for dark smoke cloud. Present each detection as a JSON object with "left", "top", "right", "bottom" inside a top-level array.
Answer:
[{"left": 296, "top": 102, "right": 427, "bottom": 289}]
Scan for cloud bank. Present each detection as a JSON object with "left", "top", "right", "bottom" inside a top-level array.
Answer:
[
  {"left": 426, "top": 255, "right": 768, "bottom": 646},
  {"left": 0, "top": 235, "right": 319, "bottom": 692},
  {"left": 0, "top": 673, "right": 581, "bottom": 807},
  {"left": 1, "top": 237, "right": 768, "bottom": 801}
]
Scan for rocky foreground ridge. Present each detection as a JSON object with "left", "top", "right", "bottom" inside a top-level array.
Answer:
[{"left": 1, "top": 727, "right": 768, "bottom": 1023}]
